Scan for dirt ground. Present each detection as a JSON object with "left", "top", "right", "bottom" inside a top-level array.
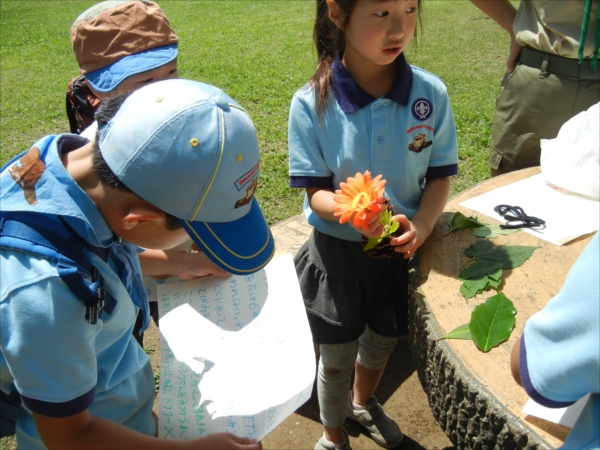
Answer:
[{"left": 145, "top": 320, "right": 455, "bottom": 450}]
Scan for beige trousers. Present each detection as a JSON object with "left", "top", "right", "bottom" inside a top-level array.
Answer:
[{"left": 489, "top": 60, "right": 599, "bottom": 176}]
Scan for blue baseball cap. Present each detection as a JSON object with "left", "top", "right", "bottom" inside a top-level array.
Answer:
[
  {"left": 99, "top": 79, "right": 275, "bottom": 275},
  {"left": 85, "top": 43, "right": 178, "bottom": 93}
]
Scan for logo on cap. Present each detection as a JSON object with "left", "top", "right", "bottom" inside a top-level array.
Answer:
[
  {"left": 412, "top": 99, "right": 432, "bottom": 121},
  {"left": 234, "top": 163, "right": 259, "bottom": 209}
]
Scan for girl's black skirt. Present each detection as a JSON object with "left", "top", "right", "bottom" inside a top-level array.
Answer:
[{"left": 294, "top": 229, "right": 408, "bottom": 344}]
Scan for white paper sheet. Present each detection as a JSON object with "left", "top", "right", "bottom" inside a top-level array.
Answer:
[
  {"left": 460, "top": 174, "right": 599, "bottom": 245},
  {"left": 522, "top": 394, "right": 590, "bottom": 428},
  {"left": 156, "top": 254, "right": 315, "bottom": 442}
]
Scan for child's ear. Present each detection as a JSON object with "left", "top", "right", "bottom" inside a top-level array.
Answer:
[
  {"left": 326, "top": 0, "right": 343, "bottom": 29},
  {"left": 86, "top": 82, "right": 111, "bottom": 101},
  {"left": 122, "top": 206, "right": 165, "bottom": 230}
]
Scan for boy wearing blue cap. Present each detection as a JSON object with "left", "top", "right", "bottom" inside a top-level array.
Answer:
[
  {"left": 0, "top": 79, "right": 273, "bottom": 449},
  {"left": 66, "top": 0, "right": 226, "bottom": 343}
]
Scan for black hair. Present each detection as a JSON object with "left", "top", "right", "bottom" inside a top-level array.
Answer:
[
  {"left": 310, "top": 0, "right": 422, "bottom": 121},
  {"left": 91, "top": 95, "right": 182, "bottom": 231}
]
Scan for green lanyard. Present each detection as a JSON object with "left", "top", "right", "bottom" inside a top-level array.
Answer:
[{"left": 579, "top": 0, "right": 600, "bottom": 69}]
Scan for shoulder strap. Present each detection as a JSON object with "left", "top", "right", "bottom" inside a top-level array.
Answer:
[
  {"left": 0, "top": 212, "right": 111, "bottom": 436},
  {"left": 0, "top": 212, "right": 109, "bottom": 324},
  {"left": 66, "top": 75, "right": 101, "bottom": 134}
]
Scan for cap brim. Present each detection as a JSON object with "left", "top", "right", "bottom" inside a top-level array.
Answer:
[
  {"left": 86, "top": 44, "right": 178, "bottom": 93},
  {"left": 180, "top": 198, "right": 275, "bottom": 275}
]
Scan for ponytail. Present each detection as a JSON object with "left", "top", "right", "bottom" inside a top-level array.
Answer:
[{"left": 309, "top": 0, "right": 353, "bottom": 121}]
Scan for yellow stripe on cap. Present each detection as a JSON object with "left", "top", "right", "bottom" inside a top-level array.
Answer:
[
  {"left": 182, "top": 221, "right": 274, "bottom": 273},
  {"left": 191, "top": 108, "right": 225, "bottom": 219},
  {"left": 183, "top": 220, "right": 271, "bottom": 259}
]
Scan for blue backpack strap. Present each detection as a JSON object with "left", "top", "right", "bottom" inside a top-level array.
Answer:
[{"left": 0, "top": 212, "right": 109, "bottom": 324}]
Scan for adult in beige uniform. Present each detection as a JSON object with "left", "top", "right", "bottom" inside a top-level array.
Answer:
[{"left": 471, "top": 0, "right": 600, "bottom": 176}]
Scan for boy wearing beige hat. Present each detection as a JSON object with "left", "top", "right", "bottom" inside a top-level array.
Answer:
[{"left": 66, "top": 0, "right": 179, "bottom": 137}]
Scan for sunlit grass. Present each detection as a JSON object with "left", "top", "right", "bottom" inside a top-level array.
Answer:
[{"left": 1, "top": 0, "right": 510, "bottom": 225}]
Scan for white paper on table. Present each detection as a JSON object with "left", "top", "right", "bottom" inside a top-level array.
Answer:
[
  {"left": 156, "top": 254, "right": 315, "bottom": 442},
  {"left": 522, "top": 394, "right": 591, "bottom": 428},
  {"left": 460, "top": 174, "right": 599, "bottom": 245}
]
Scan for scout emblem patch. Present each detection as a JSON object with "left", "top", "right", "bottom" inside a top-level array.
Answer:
[{"left": 412, "top": 98, "right": 432, "bottom": 121}]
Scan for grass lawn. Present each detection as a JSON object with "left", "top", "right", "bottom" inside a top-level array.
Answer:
[{"left": 1, "top": 0, "right": 512, "bottom": 227}]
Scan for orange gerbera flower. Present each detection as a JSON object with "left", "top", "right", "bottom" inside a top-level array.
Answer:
[{"left": 333, "top": 171, "right": 386, "bottom": 230}]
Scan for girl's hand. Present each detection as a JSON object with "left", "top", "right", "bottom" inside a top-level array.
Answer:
[
  {"left": 348, "top": 209, "right": 385, "bottom": 239},
  {"left": 390, "top": 177, "right": 450, "bottom": 258},
  {"left": 389, "top": 215, "right": 428, "bottom": 259}
]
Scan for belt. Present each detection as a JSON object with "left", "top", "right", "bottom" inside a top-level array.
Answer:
[{"left": 518, "top": 47, "right": 600, "bottom": 80}]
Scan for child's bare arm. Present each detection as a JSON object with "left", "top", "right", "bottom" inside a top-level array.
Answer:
[
  {"left": 139, "top": 249, "right": 230, "bottom": 280},
  {"left": 469, "top": 0, "right": 521, "bottom": 73},
  {"left": 306, "top": 187, "right": 337, "bottom": 222},
  {"left": 511, "top": 335, "right": 523, "bottom": 387},
  {"left": 33, "top": 410, "right": 262, "bottom": 450},
  {"left": 390, "top": 176, "right": 451, "bottom": 259}
]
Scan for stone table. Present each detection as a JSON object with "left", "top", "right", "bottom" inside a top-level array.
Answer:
[{"left": 409, "top": 167, "right": 595, "bottom": 449}]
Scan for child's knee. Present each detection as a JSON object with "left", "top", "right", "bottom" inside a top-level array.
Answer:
[
  {"left": 357, "top": 326, "right": 397, "bottom": 371},
  {"left": 319, "top": 340, "right": 359, "bottom": 380}
]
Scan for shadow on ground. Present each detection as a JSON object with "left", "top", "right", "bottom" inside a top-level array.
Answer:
[{"left": 263, "top": 337, "right": 455, "bottom": 450}]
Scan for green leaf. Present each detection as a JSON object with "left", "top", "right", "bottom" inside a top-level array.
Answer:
[
  {"left": 469, "top": 293, "right": 517, "bottom": 352},
  {"left": 387, "top": 219, "right": 399, "bottom": 235},
  {"left": 460, "top": 283, "right": 476, "bottom": 299},
  {"left": 381, "top": 208, "right": 393, "bottom": 224},
  {"left": 458, "top": 269, "right": 503, "bottom": 299},
  {"left": 459, "top": 268, "right": 502, "bottom": 291},
  {"left": 463, "top": 239, "right": 494, "bottom": 258},
  {"left": 363, "top": 209, "right": 399, "bottom": 252},
  {"left": 363, "top": 237, "right": 380, "bottom": 251},
  {"left": 445, "top": 212, "right": 520, "bottom": 239},
  {"left": 445, "top": 212, "right": 485, "bottom": 235},
  {"left": 439, "top": 323, "right": 472, "bottom": 340},
  {"left": 459, "top": 241, "right": 538, "bottom": 280},
  {"left": 488, "top": 269, "right": 502, "bottom": 284},
  {"left": 472, "top": 225, "right": 520, "bottom": 239}
]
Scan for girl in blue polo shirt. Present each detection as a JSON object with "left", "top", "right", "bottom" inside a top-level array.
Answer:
[{"left": 288, "top": 1, "right": 458, "bottom": 449}]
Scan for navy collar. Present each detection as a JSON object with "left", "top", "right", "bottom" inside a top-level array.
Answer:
[{"left": 332, "top": 53, "right": 413, "bottom": 113}]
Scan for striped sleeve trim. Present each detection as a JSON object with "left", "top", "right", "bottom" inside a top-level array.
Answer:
[
  {"left": 21, "top": 387, "right": 95, "bottom": 418},
  {"left": 519, "top": 337, "right": 575, "bottom": 409},
  {"left": 425, "top": 163, "right": 458, "bottom": 180},
  {"left": 290, "top": 175, "right": 333, "bottom": 190}
]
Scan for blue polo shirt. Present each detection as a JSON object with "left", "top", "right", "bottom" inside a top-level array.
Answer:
[
  {"left": 0, "top": 135, "right": 155, "bottom": 449},
  {"left": 288, "top": 54, "right": 458, "bottom": 241}
]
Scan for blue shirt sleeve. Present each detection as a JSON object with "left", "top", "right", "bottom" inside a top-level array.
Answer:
[
  {"left": 521, "top": 233, "right": 600, "bottom": 406},
  {"left": 288, "top": 90, "right": 334, "bottom": 182},
  {"left": 1, "top": 251, "right": 100, "bottom": 417}
]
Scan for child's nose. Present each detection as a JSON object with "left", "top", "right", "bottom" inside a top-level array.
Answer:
[{"left": 388, "top": 17, "right": 405, "bottom": 40}]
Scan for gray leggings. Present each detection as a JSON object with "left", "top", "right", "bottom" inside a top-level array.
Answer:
[{"left": 317, "top": 325, "right": 397, "bottom": 428}]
